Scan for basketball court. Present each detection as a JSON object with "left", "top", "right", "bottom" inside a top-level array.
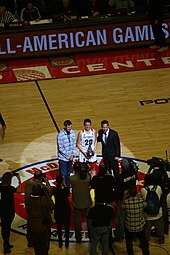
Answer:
[{"left": 0, "top": 46, "right": 170, "bottom": 254}]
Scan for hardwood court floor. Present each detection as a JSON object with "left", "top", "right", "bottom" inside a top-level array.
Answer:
[
  {"left": 0, "top": 231, "right": 170, "bottom": 255},
  {"left": 0, "top": 66, "right": 170, "bottom": 254},
  {"left": 1, "top": 68, "right": 170, "bottom": 170}
]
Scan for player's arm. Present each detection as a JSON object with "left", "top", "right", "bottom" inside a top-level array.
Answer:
[{"left": 76, "top": 131, "right": 87, "bottom": 158}]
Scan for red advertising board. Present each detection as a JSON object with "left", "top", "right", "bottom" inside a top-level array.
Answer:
[{"left": 0, "top": 19, "right": 170, "bottom": 60}]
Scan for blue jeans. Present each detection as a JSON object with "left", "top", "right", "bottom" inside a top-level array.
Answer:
[{"left": 59, "top": 160, "right": 72, "bottom": 188}]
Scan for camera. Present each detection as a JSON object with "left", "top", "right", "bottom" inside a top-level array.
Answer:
[
  {"left": 147, "top": 156, "right": 170, "bottom": 172},
  {"left": 121, "top": 158, "right": 138, "bottom": 174},
  {"left": 146, "top": 156, "right": 170, "bottom": 194},
  {"left": 147, "top": 157, "right": 164, "bottom": 168}
]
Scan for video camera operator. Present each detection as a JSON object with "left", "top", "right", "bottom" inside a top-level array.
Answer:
[
  {"left": 113, "top": 158, "right": 138, "bottom": 242},
  {"left": 70, "top": 162, "right": 92, "bottom": 242},
  {"left": 24, "top": 170, "right": 51, "bottom": 247},
  {"left": 146, "top": 157, "right": 170, "bottom": 235},
  {"left": 90, "top": 163, "right": 115, "bottom": 205}
]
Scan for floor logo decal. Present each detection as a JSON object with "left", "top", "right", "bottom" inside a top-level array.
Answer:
[{"left": 11, "top": 157, "right": 148, "bottom": 242}]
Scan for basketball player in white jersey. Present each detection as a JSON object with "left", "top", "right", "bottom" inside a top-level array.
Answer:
[{"left": 77, "top": 119, "right": 97, "bottom": 177}]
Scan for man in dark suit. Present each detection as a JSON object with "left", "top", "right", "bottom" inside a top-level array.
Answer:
[{"left": 97, "top": 120, "right": 121, "bottom": 177}]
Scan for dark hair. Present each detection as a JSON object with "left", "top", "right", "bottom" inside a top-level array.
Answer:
[
  {"left": 26, "top": 1, "right": 33, "bottom": 4},
  {"left": 128, "top": 184, "right": 137, "bottom": 197},
  {"left": 73, "top": 161, "right": 81, "bottom": 173},
  {"left": 26, "top": 1, "right": 33, "bottom": 6},
  {"left": 121, "top": 159, "right": 131, "bottom": 173},
  {"left": 84, "top": 119, "right": 91, "bottom": 125},
  {"left": 80, "top": 162, "right": 89, "bottom": 180},
  {"left": 56, "top": 174, "right": 63, "bottom": 189},
  {"left": 34, "top": 170, "right": 43, "bottom": 180},
  {"left": 101, "top": 120, "right": 109, "bottom": 126},
  {"left": 98, "top": 164, "right": 107, "bottom": 177},
  {"left": 64, "top": 120, "right": 72, "bottom": 127},
  {"left": 56, "top": 174, "right": 63, "bottom": 184},
  {"left": 121, "top": 158, "right": 138, "bottom": 174},
  {"left": 1, "top": 172, "right": 12, "bottom": 186},
  {"left": 144, "top": 174, "right": 156, "bottom": 186}
]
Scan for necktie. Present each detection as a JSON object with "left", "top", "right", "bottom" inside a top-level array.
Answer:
[{"left": 104, "top": 133, "right": 107, "bottom": 144}]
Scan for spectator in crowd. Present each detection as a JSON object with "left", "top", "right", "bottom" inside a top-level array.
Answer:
[
  {"left": 144, "top": 157, "right": 169, "bottom": 235},
  {"left": 97, "top": 120, "right": 121, "bottom": 177},
  {"left": 70, "top": 162, "right": 92, "bottom": 242},
  {"left": 109, "top": 0, "right": 135, "bottom": 15},
  {"left": 43, "top": 0, "right": 64, "bottom": 19},
  {"left": 0, "top": 113, "right": 6, "bottom": 162},
  {"left": 25, "top": 170, "right": 51, "bottom": 247},
  {"left": 52, "top": 175, "right": 71, "bottom": 249},
  {"left": 113, "top": 158, "right": 137, "bottom": 242},
  {"left": 133, "top": 0, "right": 147, "bottom": 14},
  {"left": 88, "top": 194, "right": 115, "bottom": 255},
  {"left": 77, "top": 119, "right": 97, "bottom": 178},
  {"left": 0, "top": 5, "right": 14, "bottom": 23},
  {"left": 20, "top": 1, "right": 41, "bottom": 24},
  {"left": 57, "top": 120, "right": 76, "bottom": 188},
  {"left": 141, "top": 174, "right": 164, "bottom": 245},
  {"left": 90, "top": 163, "right": 115, "bottom": 205},
  {"left": 74, "top": 0, "right": 105, "bottom": 17},
  {"left": 0, "top": 0, "right": 15, "bottom": 14},
  {"left": 26, "top": 184, "right": 54, "bottom": 255},
  {"left": 16, "top": 0, "right": 26, "bottom": 17},
  {"left": 148, "top": 0, "right": 168, "bottom": 52},
  {"left": 123, "top": 185, "right": 150, "bottom": 255},
  {"left": 90, "top": 0, "right": 105, "bottom": 17},
  {"left": 0, "top": 172, "right": 22, "bottom": 254},
  {"left": 75, "top": 0, "right": 91, "bottom": 16}
]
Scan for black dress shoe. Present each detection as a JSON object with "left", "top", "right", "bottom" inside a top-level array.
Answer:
[
  {"left": 4, "top": 248, "right": 11, "bottom": 254},
  {"left": 59, "top": 242, "right": 63, "bottom": 248},
  {"left": 65, "top": 242, "right": 69, "bottom": 249}
]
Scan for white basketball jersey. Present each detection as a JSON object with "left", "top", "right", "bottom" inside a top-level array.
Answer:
[{"left": 79, "top": 128, "right": 96, "bottom": 163}]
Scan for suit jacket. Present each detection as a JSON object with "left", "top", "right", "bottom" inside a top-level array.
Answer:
[{"left": 97, "top": 128, "right": 120, "bottom": 160}]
